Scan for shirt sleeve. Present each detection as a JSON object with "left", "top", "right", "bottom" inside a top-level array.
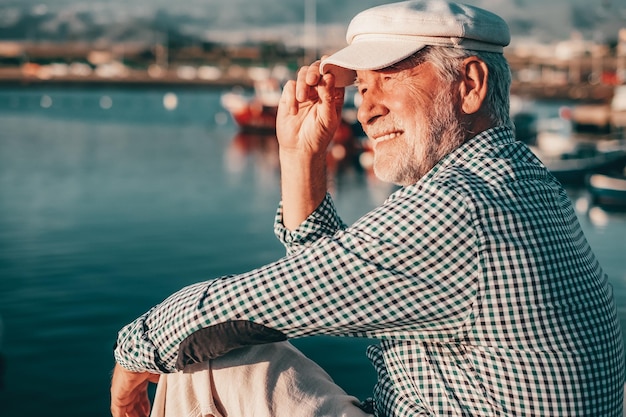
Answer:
[
  {"left": 273, "top": 192, "right": 347, "bottom": 255},
  {"left": 114, "top": 184, "right": 479, "bottom": 373}
]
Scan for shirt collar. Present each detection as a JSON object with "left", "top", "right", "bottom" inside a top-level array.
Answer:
[{"left": 419, "top": 126, "right": 515, "bottom": 183}]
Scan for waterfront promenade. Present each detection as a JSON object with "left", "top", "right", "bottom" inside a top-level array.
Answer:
[
  {"left": 0, "top": 65, "right": 618, "bottom": 103},
  {"left": 0, "top": 40, "right": 622, "bottom": 103},
  {"left": 0, "top": 66, "right": 254, "bottom": 89}
]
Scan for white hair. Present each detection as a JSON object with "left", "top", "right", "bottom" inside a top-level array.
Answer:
[{"left": 406, "top": 46, "right": 513, "bottom": 129}]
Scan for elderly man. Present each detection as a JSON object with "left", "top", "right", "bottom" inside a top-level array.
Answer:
[{"left": 111, "top": 1, "right": 625, "bottom": 416}]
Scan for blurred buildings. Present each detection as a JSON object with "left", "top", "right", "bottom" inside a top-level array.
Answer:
[
  {"left": 0, "top": 29, "right": 623, "bottom": 102},
  {"left": 0, "top": 1, "right": 624, "bottom": 102}
]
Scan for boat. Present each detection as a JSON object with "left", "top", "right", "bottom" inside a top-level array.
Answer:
[
  {"left": 221, "top": 78, "right": 363, "bottom": 166},
  {"left": 531, "top": 113, "right": 626, "bottom": 185},
  {"left": 586, "top": 164, "right": 626, "bottom": 208},
  {"left": 570, "top": 85, "right": 626, "bottom": 134},
  {"left": 221, "top": 78, "right": 281, "bottom": 133},
  {"left": 533, "top": 141, "right": 626, "bottom": 185}
]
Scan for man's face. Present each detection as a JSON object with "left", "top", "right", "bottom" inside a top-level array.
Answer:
[{"left": 356, "top": 60, "right": 463, "bottom": 185}]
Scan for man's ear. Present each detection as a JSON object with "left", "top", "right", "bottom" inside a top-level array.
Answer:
[{"left": 459, "top": 57, "right": 488, "bottom": 115}]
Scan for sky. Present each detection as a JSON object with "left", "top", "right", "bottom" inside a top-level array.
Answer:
[{"left": 0, "top": 0, "right": 625, "bottom": 47}]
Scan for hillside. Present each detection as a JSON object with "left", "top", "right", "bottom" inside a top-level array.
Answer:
[{"left": 0, "top": 0, "right": 623, "bottom": 48}]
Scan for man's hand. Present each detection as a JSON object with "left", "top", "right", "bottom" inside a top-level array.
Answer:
[
  {"left": 276, "top": 60, "right": 345, "bottom": 157},
  {"left": 110, "top": 363, "right": 160, "bottom": 417}
]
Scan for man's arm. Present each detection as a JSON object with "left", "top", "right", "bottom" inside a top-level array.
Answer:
[
  {"left": 113, "top": 184, "right": 479, "bottom": 373},
  {"left": 110, "top": 182, "right": 479, "bottom": 416}
]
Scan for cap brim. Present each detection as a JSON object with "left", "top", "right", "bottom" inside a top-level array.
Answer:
[{"left": 320, "top": 39, "right": 427, "bottom": 87}]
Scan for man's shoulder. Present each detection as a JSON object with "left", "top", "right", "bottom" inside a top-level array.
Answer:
[
  {"left": 458, "top": 126, "right": 534, "bottom": 166},
  {"left": 433, "top": 127, "right": 549, "bottom": 188}
]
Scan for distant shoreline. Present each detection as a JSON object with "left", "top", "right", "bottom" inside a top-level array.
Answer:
[
  {"left": 0, "top": 69, "right": 254, "bottom": 91},
  {"left": 0, "top": 67, "right": 616, "bottom": 102}
]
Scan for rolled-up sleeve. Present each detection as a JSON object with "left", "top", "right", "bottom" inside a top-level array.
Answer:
[{"left": 274, "top": 193, "right": 347, "bottom": 255}]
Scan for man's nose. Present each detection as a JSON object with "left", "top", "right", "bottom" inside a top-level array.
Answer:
[{"left": 357, "top": 93, "right": 388, "bottom": 127}]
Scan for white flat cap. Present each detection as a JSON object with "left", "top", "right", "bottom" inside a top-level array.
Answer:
[{"left": 320, "top": 0, "right": 510, "bottom": 87}]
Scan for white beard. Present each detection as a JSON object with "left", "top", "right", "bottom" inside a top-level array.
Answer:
[{"left": 372, "top": 88, "right": 466, "bottom": 186}]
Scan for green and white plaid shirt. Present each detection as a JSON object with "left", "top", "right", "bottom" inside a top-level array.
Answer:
[{"left": 115, "top": 126, "right": 625, "bottom": 416}]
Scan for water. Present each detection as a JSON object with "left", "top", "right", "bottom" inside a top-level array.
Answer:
[{"left": 0, "top": 87, "right": 624, "bottom": 417}]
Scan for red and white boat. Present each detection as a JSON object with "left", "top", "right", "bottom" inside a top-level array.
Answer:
[
  {"left": 221, "top": 78, "right": 282, "bottom": 133},
  {"left": 221, "top": 78, "right": 358, "bottom": 142}
]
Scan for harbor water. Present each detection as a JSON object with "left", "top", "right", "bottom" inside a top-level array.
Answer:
[{"left": 0, "top": 87, "right": 624, "bottom": 417}]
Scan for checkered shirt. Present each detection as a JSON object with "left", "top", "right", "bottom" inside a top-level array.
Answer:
[{"left": 115, "top": 126, "right": 625, "bottom": 416}]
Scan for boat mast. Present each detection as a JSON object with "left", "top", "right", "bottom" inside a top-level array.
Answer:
[{"left": 304, "top": 0, "right": 317, "bottom": 64}]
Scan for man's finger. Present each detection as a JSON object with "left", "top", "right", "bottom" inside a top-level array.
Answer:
[
  {"left": 295, "top": 66, "right": 310, "bottom": 102},
  {"left": 305, "top": 60, "right": 322, "bottom": 86},
  {"left": 280, "top": 80, "right": 298, "bottom": 116},
  {"left": 333, "top": 87, "right": 345, "bottom": 118},
  {"left": 318, "top": 73, "right": 343, "bottom": 123}
]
